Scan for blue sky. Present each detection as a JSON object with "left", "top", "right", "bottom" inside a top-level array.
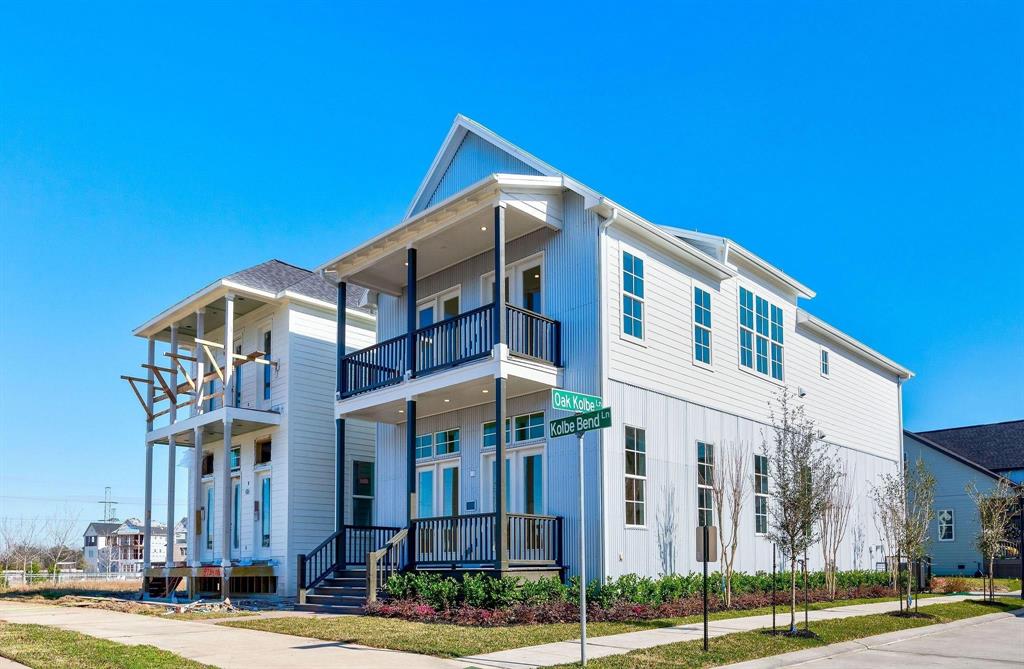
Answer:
[{"left": 1, "top": 2, "right": 1021, "bottom": 538}]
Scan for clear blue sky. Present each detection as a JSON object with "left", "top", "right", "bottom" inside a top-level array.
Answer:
[{"left": 1, "top": 3, "right": 1021, "bottom": 539}]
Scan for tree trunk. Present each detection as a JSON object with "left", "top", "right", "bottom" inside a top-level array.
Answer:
[
  {"left": 989, "top": 557, "right": 995, "bottom": 602},
  {"left": 789, "top": 558, "right": 798, "bottom": 633}
]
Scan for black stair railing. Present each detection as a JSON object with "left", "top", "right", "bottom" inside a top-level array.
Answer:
[{"left": 297, "top": 524, "right": 400, "bottom": 603}]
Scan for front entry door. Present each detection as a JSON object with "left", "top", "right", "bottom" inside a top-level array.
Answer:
[
  {"left": 201, "top": 481, "right": 214, "bottom": 563},
  {"left": 254, "top": 471, "right": 271, "bottom": 559}
]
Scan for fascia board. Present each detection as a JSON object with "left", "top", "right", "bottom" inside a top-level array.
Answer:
[{"left": 797, "top": 309, "right": 913, "bottom": 379}]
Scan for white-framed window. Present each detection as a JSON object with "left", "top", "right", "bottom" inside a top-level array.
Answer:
[
  {"left": 481, "top": 444, "right": 546, "bottom": 514},
  {"left": 259, "top": 476, "right": 271, "bottom": 548},
  {"left": 233, "top": 343, "right": 243, "bottom": 406},
  {"left": 262, "top": 329, "right": 273, "bottom": 400},
  {"left": 352, "top": 460, "right": 374, "bottom": 526},
  {"left": 415, "top": 434, "right": 433, "bottom": 460},
  {"left": 255, "top": 439, "right": 272, "bottom": 466},
  {"left": 435, "top": 429, "right": 460, "bottom": 456},
  {"left": 514, "top": 412, "right": 545, "bottom": 442},
  {"left": 482, "top": 419, "right": 511, "bottom": 448},
  {"left": 754, "top": 454, "right": 769, "bottom": 534},
  {"left": 625, "top": 425, "right": 646, "bottom": 526},
  {"left": 738, "top": 286, "right": 784, "bottom": 381},
  {"left": 205, "top": 486, "right": 214, "bottom": 550},
  {"left": 697, "top": 441, "right": 714, "bottom": 527},
  {"left": 229, "top": 446, "right": 240, "bottom": 472},
  {"left": 621, "top": 250, "right": 645, "bottom": 341},
  {"left": 820, "top": 347, "right": 830, "bottom": 378},
  {"left": 417, "top": 287, "right": 462, "bottom": 327},
  {"left": 693, "top": 285, "right": 712, "bottom": 366},
  {"left": 482, "top": 252, "right": 545, "bottom": 312},
  {"left": 416, "top": 460, "right": 460, "bottom": 518},
  {"left": 938, "top": 509, "right": 954, "bottom": 541}
]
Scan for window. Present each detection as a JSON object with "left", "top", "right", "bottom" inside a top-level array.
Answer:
[
  {"left": 255, "top": 439, "right": 272, "bottom": 465},
  {"left": 229, "top": 446, "right": 240, "bottom": 472},
  {"left": 263, "top": 331, "right": 272, "bottom": 400},
  {"left": 625, "top": 426, "right": 646, "bottom": 526},
  {"left": 201, "top": 452, "right": 214, "bottom": 477},
  {"left": 352, "top": 461, "right": 374, "bottom": 526},
  {"left": 738, "top": 287, "right": 784, "bottom": 381},
  {"left": 697, "top": 442, "right": 714, "bottom": 527},
  {"left": 820, "top": 348, "right": 830, "bottom": 377},
  {"left": 435, "top": 429, "right": 460, "bottom": 456},
  {"left": 622, "top": 250, "right": 644, "bottom": 339},
  {"left": 232, "top": 481, "right": 240, "bottom": 549},
  {"left": 234, "top": 344, "right": 243, "bottom": 406},
  {"left": 86, "top": 536, "right": 97, "bottom": 547},
  {"left": 415, "top": 434, "right": 433, "bottom": 459},
  {"left": 938, "top": 509, "right": 954, "bottom": 541},
  {"left": 260, "top": 477, "right": 271, "bottom": 547},
  {"left": 754, "top": 454, "right": 769, "bottom": 534},
  {"left": 693, "top": 286, "right": 712, "bottom": 365},
  {"left": 205, "top": 487, "right": 214, "bottom": 549},
  {"left": 514, "top": 412, "right": 545, "bottom": 442},
  {"left": 482, "top": 420, "right": 511, "bottom": 448}
]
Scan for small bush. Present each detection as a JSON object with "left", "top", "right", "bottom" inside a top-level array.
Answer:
[{"left": 932, "top": 577, "right": 972, "bottom": 594}]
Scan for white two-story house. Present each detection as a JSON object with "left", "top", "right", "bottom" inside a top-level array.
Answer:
[
  {"left": 308, "top": 116, "right": 912, "bottom": 602},
  {"left": 123, "top": 260, "right": 375, "bottom": 599}
]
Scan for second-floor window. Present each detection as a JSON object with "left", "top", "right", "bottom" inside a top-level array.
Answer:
[
  {"left": 625, "top": 426, "right": 646, "bottom": 526},
  {"left": 938, "top": 509, "right": 954, "bottom": 541},
  {"left": 697, "top": 441, "right": 714, "bottom": 527},
  {"left": 739, "top": 287, "right": 784, "bottom": 381},
  {"left": 234, "top": 344, "right": 243, "bottom": 405},
  {"left": 622, "top": 250, "right": 644, "bottom": 340},
  {"left": 820, "top": 348, "right": 830, "bottom": 378},
  {"left": 693, "top": 286, "right": 712, "bottom": 365},
  {"left": 263, "top": 331, "right": 272, "bottom": 400},
  {"left": 754, "top": 454, "right": 768, "bottom": 534}
]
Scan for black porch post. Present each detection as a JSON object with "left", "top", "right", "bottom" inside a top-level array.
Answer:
[
  {"left": 406, "top": 399, "right": 417, "bottom": 568},
  {"left": 493, "top": 204, "right": 508, "bottom": 572},
  {"left": 335, "top": 281, "right": 347, "bottom": 564},
  {"left": 406, "top": 248, "right": 417, "bottom": 378}
]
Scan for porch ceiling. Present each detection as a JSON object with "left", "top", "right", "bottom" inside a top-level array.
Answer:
[{"left": 146, "top": 407, "right": 280, "bottom": 446}]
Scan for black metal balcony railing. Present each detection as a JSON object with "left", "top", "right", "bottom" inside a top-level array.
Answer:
[{"left": 340, "top": 304, "right": 561, "bottom": 398}]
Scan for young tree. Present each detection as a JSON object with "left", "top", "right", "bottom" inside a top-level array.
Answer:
[
  {"left": 818, "top": 464, "right": 854, "bottom": 599},
  {"left": 967, "top": 478, "right": 1018, "bottom": 602},
  {"left": 762, "top": 389, "right": 841, "bottom": 634},
  {"left": 869, "top": 473, "right": 902, "bottom": 591},
  {"left": 44, "top": 506, "right": 82, "bottom": 583},
  {"left": 0, "top": 517, "right": 45, "bottom": 579},
  {"left": 711, "top": 443, "right": 748, "bottom": 607}
]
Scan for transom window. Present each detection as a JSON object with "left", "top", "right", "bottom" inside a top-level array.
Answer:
[
  {"left": 693, "top": 286, "right": 712, "bottom": 365},
  {"left": 622, "top": 251, "right": 644, "bottom": 340},
  {"left": 435, "top": 429, "right": 461, "bottom": 456},
  {"left": 754, "top": 454, "right": 769, "bottom": 534},
  {"left": 482, "top": 419, "right": 511, "bottom": 448},
  {"left": 255, "top": 439, "right": 272, "bottom": 465},
  {"left": 229, "top": 446, "right": 240, "bottom": 472},
  {"left": 820, "top": 348, "right": 830, "bottom": 377},
  {"left": 415, "top": 434, "right": 433, "bottom": 459},
  {"left": 697, "top": 442, "right": 714, "bottom": 527},
  {"left": 938, "top": 509, "right": 954, "bottom": 541},
  {"left": 514, "top": 412, "right": 545, "bottom": 442},
  {"left": 739, "top": 287, "right": 784, "bottom": 381},
  {"left": 201, "top": 452, "right": 214, "bottom": 477},
  {"left": 625, "top": 426, "right": 646, "bottom": 526}
]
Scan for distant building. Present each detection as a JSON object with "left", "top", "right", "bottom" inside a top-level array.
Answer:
[
  {"left": 82, "top": 522, "right": 120, "bottom": 572},
  {"left": 904, "top": 422, "right": 1022, "bottom": 576}
]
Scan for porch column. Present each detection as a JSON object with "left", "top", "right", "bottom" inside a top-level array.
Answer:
[
  {"left": 493, "top": 204, "right": 506, "bottom": 346},
  {"left": 142, "top": 336, "right": 156, "bottom": 572},
  {"left": 494, "top": 375, "right": 508, "bottom": 572},
  {"left": 220, "top": 418, "right": 233, "bottom": 571},
  {"left": 223, "top": 294, "right": 235, "bottom": 407},
  {"left": 406, "top": 248, "right": 417, "bottom": 378},
  {"left": 337, "top": 281, "right": 347, "bottom": 397},
  {"left": 166, "top": 322, "right": 179, "bottom": 569},
  {"left": 191, "top": 427, "right": 203, "bottom": 568},
  {"left": 406, "top": 399, "right": 417, "bottom": 568},
  {"left": 195, "top": 309, "right": 206, "bottom": 414},
  {"left": 335, "top": 417, "right": 346, "bottom": 561}
]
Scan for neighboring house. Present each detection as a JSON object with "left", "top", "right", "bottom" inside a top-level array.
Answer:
[
  {"left": 313, "top": 115, "right": 913, "bottom": 606},
  {"left": 122, "top": 260, "right": 376, "bottom": 599},
  {"left": 904, "top": 422, "right": 1023, "bottom": 577},
  {"left": 916, "top": 420, "right": 1024, "bottom": 485},
  {"left": 82, "top": 522, "right": 119, "bottom": 572},
  {"left": 108, "top": 518, "right": 169, "bottom": 573}
]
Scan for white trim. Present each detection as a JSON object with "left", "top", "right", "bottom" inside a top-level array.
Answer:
[
  {"left": 480, "top": 252, "right": 546, "bottom": 310},
  {"left": 414, "top": 459, "right": 461, "bottom": 517},
  {"left": 820, "top": 346, "right": 831, "bottom": 379},
  {"left": 691, "top": 281, "right": 714, "bottom": 370},
  {"left": 624, "top": 424, "right": 647, "bottom": 528},
  {"left": 618, "top": 242, "right": 647, "bottom": 347},
  {"left": 417, "top": 286, "right": 462, "bottom": 325},
  {"left": 735, "top": 282, "right": 786, "bottom": 385},
  {"left": 797, "top": 309, "right": 913, "bottom": 379},
  {"left": 937, "top": 508, "right": 955, "bottom": 542},
  {"left": 480, "top": 442, "right": 547, "bottom": 515}
]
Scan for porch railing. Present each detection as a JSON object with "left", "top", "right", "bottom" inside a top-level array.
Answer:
[
  {"left": 296, "top": 524, "right": 400, "bottom": 602},
  {"left": 410, "top": 512, "right": 562, "bottom": 568},
  {"left": 366, "top": 528, "right": 408, "bottom": 603},
  {"left": 340, "top": 304, "right": 561, "bottom": 398},
  {"left": 507, "top": 513, "right": 563, "bottom": 565}
]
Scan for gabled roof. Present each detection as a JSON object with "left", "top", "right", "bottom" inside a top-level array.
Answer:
[
  {"left": 83, "top": 522, "right": 120, "bottom": 537},
  {"left": 916, "top": 420, "right": 1024, "bottom": 472},
  {"left": 904, "top": 429, "right": 1002, "bottom": 480},
  {"left": 225, "top": 260, "right": 369, "bottom": 310}
]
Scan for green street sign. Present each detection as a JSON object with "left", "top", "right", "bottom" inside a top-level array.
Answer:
[
  {"left": 549, "top": 407, "right": 612, "bottom": 438},
  {"left": 551, "top": 388, "right": 603, "bottom": 413}
]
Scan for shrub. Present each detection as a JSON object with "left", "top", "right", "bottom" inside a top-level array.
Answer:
[{"left": 932, "top": 577, "right": 972, "bottom": 594}]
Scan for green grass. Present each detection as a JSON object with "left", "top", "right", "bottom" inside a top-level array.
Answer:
[
  {"left": 957, "top": 577, "right": 1021, "bottom": 592},
  {"left": 221, "top": 594, "right": 934, "bottom": 658},
  {"left": 0, "top": 621, "right": 216, "bottom": 669},
  {"left": 547, "top": 598, "right": 1023, "bottom": 668}
]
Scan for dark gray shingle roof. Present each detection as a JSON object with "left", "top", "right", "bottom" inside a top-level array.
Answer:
[
  {"left": 225, "top": 260, "right": 371, "bottom": 313},
  {"left": 917, "top": 420, "right": 1024, "bottom": 472},
  {"left": 83, "top": 522, "right": 121, "bottom": 537}
]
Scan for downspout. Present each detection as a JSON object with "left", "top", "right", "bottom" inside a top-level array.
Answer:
[{"left": 597, "top": 205, "right": 619, "bottom": 582}]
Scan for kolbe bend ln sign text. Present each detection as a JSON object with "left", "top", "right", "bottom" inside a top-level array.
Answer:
[{"left": 549, "top": 407, "right": 612, "bottom": 438}]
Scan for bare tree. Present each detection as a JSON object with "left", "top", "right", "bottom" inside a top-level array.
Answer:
[
  {"left": 869, "top": 473, "right": 901, "bottom": 590},
  {"left": 0, "top": 517, "right": 45, "bottom": 576},
  {"left": 851, "top": 515, "right": 866, "bottom": 570},
  {"left": 44, "top": 506, "right": 82, "bottom": 582},
  {"left": 819, "top": 464, "right": 854, "bottom": 598},
  {"left": 762, "top": 388, "right": 841, "bottom": 634},
  {"left": 711, "top": 443, "right": 748, "bottom": 607},
  {"left": 967, "top": 478, "right": 1018, "bottom": 602}
]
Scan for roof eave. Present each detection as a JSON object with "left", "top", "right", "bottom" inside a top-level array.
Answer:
[
  {"left": 797, "top": 309, "right": 913, "bottom": 379},
  {"left": 132, "top": 281, "right": 279, "bottom": 339},
  {"left": 904, "top": 430, "right": 1010, "bottom": 483},
  {"left": 724, "top": 241, "right": 816, "bottom": 300}
]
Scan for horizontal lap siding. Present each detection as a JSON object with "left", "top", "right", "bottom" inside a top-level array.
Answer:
[
  {"left": 605, "top": 381, "right": 898, "bottom": 578},
  {"left": 606, "top": 228, "right": 901, "bottom": 462}
]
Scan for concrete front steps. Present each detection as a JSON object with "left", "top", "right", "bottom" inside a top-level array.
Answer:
[{"left": 294, "top": 569, "right": 368, "bottom": 614}]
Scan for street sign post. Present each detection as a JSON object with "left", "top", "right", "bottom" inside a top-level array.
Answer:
[
  {"left": 549, "top": 393, "right": 611, "bottom": 667},
  {"left": 551, "top": 388, "right": 603, "bottom": 413},
  {"left": 696, "top": 525, "right": 718, "bottom": 651}
]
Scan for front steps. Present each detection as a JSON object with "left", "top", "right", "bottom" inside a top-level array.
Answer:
[{"left": 294, "top": 569, "right": 368, "bottom": 614}]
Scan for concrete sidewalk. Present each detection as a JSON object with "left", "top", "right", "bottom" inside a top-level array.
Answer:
[
  {"left": 458, "top": 595, "right": 972, "bottom": 669},
  {"left": 722, "top": 608, "right": 1024, "bottom": 668},
  {"left": 0, "top": 601, "right": 462, "bottom": 669}
]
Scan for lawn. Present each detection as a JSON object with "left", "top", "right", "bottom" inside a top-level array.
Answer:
[
  {"left": 222, "top": 594, "right": 936, "bottom": 658},
  {"left": 547, "top": 598, "right": 1023, "bottom": 668},
  {"left": 0, "top": 621, "right": 216, "bottom": 669}
]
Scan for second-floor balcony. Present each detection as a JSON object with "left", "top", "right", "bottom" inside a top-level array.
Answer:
[{"left": 341, "top": 302, "right": 560, "bottom": 398}]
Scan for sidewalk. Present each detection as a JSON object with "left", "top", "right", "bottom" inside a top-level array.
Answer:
[
  {"left": 721, "top": 607, "right": 1024, "bottom": 668},
  {"left": 0, "top": 601, "right": 462, "bottom": 669},
  {"left": 458, "top": 595, "right": 971, "bottom": 669}
]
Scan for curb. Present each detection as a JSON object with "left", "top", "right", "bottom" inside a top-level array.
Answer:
[{"left": 720, "top": 608, "right": 1024, "bottom": 669}]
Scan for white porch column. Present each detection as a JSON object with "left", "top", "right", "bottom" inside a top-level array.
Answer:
[
  {"left": 195, "top": 308, "right": 206, "bottom": 414},
  {"left": 220, "top": 419, "right": 233, "bottom": 569},
  {"left": 190, "top": 427, "right": 204, "bottom": 568},
  {"left": 223, "top": 294, "right": 235, "bottom": 408},
  {"left": 142, "top": 336, "right": 156, "bottom": 571},
  {"left": 166, "top": 323, "right": 178, "bottom": 569}
]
